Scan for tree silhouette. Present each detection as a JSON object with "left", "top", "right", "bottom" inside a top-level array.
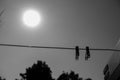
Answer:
[
  {"left": 57, "top": 71, "right": 69, "bottom": 80},
  {"left": 85, "top": 78, "right": 92, "bottom": 80},
  {"left": 19, "top": 60, "right": 54, "bottom": 80},
  {"left": 18, "top": 60, "right": 92, "bottom": 80},
  {"left": 57, "top": 71, "right": 83, "bottom": 80},
  {"left": 0, "top": 76, "right": 6, "bottom": 80}
]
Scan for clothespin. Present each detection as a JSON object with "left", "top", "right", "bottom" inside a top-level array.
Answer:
[
  {"left": 85, "top": 46, "right": 90, "bottom": 61},
  {"left": 75, "top": 46, "right": 79, "bottom": 60}
]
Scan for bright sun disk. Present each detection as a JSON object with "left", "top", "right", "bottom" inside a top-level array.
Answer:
[{"left": 23, "top": 9, "right": 41, "bottom": 28}]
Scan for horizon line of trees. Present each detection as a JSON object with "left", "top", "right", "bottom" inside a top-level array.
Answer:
[{"left": 0, "top": 60, "right": 92, "bottom": 80}]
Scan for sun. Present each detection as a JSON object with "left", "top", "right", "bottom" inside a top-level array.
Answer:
[{"left": 22, "top": 9, "right": 41, "bottom": 28}]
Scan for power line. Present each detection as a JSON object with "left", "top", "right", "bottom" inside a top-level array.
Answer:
[
  {"left": 0, "top": 43, "right": 119, "bottom": 52},
  {"left": 0, "top": 44, "right": 74, "bottom": 50},
  {"left": 0, "top": 43, "right": 119, "bottom": 61}
]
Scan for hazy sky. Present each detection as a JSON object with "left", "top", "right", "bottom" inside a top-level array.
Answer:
[{"left": 0, "top": 0, "right": 120, "bottom": 80}]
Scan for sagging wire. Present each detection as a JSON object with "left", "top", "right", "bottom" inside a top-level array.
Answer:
[{"left": 0, "top": 43, "right": 119, "bottom": 61}]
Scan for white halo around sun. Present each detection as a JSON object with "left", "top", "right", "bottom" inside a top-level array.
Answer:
[{"left": 22, "top": 9, "right": 41, "bottom": 28}]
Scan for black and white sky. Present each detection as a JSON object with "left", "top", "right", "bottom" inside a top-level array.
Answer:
[{"left": 0, "top": 0, "right": 120, "bottom": 80}]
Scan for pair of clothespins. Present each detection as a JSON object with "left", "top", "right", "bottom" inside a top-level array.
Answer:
[{"left": 75, "top": 46, "right": 91, "bottom": 61}]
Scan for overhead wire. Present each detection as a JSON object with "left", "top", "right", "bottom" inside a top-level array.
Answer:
[
  {"left": 0, "top": 43, "right": 120, "bottom": 52},
  {"left": 0, "top": 43, "right": 119, "bottom": 60}
]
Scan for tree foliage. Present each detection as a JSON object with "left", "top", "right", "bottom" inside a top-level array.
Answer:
[
  {"left": 85, "top": 78, "right": 92, "bottom": 80},
  {"left": 57, "top": 71, "right": 92, "bottom": 80},
  {"left": 0, "top": 76, "right": 6, "bottom": 80},
  {"left": 19, "top": 60, "right": 92, "bottom": 80},
  {"left": 57, "top": 71, "right": 83, "bottom": 80},
  {"left": 19, "top": 60, "right": 54, "bottom": 80}
]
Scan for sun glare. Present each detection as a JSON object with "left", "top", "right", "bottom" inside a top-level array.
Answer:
[{"left": 22, "top": 9, "right": 41, "bottom": 28}]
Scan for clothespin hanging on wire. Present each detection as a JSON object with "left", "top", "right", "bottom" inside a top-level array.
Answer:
[
  {"left": 85, "top": 46, "right": 90, "bottom": 61},
  {"left": 75, "top": 46, "right": 80, "bottom": 60}
]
